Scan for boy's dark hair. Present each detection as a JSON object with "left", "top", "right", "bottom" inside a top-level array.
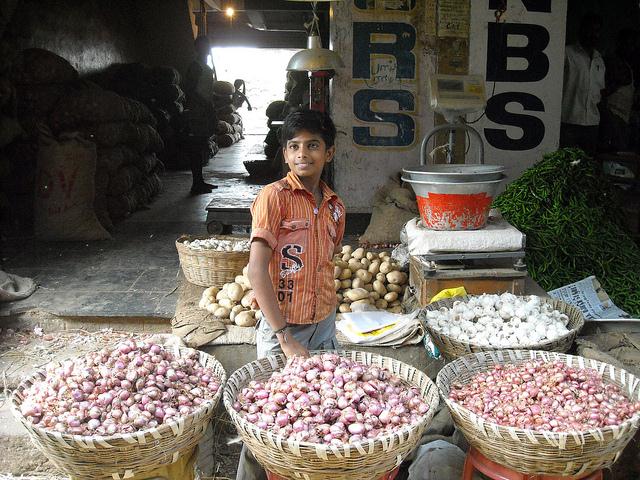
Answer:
[{"left": 279, "top": 109, "right": 337, "bottom": 148}]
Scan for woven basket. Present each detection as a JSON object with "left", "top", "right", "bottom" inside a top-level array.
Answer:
[
  {"left": 424, "top": 296, "right": 584, "bottom": 360},
  {"left": 11, "top": 346, "right": 227, "bottom": 480},
  {"left": 223, "top": 350, "right": 441, "bottom": 480},
  {"left": 176, "top": 234, "right": 250, "bottom": 287},
  {"left": 437, "top": 349, "right": 640, "bottom": 476}
]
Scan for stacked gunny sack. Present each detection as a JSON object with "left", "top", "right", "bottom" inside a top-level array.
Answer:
[
  {"left": 213, "top": 80, "right": 243, "bottom": 148},
  {"left": 2, "top": 48, "right": 165, "bottom": 240}
]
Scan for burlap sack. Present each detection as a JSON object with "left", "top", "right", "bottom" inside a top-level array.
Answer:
[
  {"left": 359, "top": 185, "right": 418, "bottom": 245},
  {"left": 83, "top": 121, "right": 139, "bottom": 147},
  {"left": 150, "top": 83, "right": 184, "bottom": 105},
  {"left": 213, "top": 93, "right": 233, "bottom": 105},
  {"left": 109, "top": 164, "right": 143, "bottom": 196},
  {"left": 50, "top": 88, "right": 129, "bottom": 130},
  {"left": 11, "top": 48, "right": 78, "bottom": 85},
  {"left": 133, "top": 153, "right": 159, "bottom": 174},
  {"left": 143, "top": 124, "right": 164, "bottom": 153},
  {"left": 212, "top": 80, "right": 235, "bottom": 96},
  {"left": 97, "top": 145, "right": 137, "bottom": 174},
  {"left": 216, "top": 133, "right": 234, "bottom": 148},
  {"left": 150, "top": 65, "right": 180, "bottom": 85},
  {"left": 266, "top": 100, "right": 288, "bottom": 120},
  {"left": 214, "top": 103, "right": 235, "bottom": 116},
  {"left": 34, "top": 132, "right": 111, "bottom": 240},
  {"left": 107, "top": 190, "right": 137, "bottom": 219},
  {"left": 125, "top": 98, "right": 157, "bottom": 126},
  {"left": 16, "top": 84, "right": 69, "bottom": 119}
]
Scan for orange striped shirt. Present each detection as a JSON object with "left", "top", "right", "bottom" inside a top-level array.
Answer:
[{"left": 250, "top": 171, "right": 346, "bottom": 325}]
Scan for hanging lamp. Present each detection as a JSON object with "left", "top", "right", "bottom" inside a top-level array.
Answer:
[{"left": 286, "top": 1, "right": 344, "bottom": 72}]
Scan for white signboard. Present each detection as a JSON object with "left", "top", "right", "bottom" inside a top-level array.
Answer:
[{"left": 468, "top": 0, "right": 568, "bottom": 184}]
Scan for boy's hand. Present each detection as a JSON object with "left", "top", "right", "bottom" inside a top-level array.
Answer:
[{"left": 281, "top": 337, "right": 309, "bottom": 358}]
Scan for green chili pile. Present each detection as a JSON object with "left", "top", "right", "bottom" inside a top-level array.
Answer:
[{"left": 493, "top": 148, "right": 640, "bottom": 316}]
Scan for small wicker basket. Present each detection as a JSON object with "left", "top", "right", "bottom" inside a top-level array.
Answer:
[
  {"left": 223, "top": 351, "right": 441, "bottom": 480},
  {"left": 11, "top": 346, "right": 227, "bottom": 480},
  {"left": 437, "top": 349, "right": 640, "bottom": 476},
  {"left": 176, "top": 234, "right": 250, "bottom": 287},
  {"left": 424, "top": 296, "right": 584, "bottom": 360}
]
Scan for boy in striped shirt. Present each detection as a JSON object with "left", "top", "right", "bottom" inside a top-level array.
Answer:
[
  {"left": 247, "top": 108, "right": 345, "bottom": 360},
  {"left": 237, "top": 109, "right": 345, "bottom": 479}
]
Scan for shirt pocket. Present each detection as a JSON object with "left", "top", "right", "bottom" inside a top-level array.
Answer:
[{"left": 276, "top": 218, "right": 310, "bottom": 277}]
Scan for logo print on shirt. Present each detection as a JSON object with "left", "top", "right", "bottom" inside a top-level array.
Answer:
[
  {"left": 329, "top": 203, "right": 343, "bottom": 223},
  {"left": 280, "top": 244, "right": 304, "bottom": 277}
]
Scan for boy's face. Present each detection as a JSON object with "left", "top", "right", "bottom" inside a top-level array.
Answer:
[{"left": 283, "top": 130, "right": 335, "bottom": 181}]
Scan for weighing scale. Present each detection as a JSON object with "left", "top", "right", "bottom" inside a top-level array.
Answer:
[{"left": 406, "top": 74, "right": 528, "bottom": 305}]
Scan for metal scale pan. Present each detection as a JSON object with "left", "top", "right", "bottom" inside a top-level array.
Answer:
[{"left": 402, "top": 164, "right": 505, "bottom": 183}]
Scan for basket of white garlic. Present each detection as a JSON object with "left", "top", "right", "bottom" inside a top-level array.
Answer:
[
  {"left": 198, "top": 266, "right": 261, "bottom": 327},
  {"left": 176, "top": 235, "right": 250, "bottom": 287},
  {"left": 424, "top": 293, "right": 584, "bottom": 360}
]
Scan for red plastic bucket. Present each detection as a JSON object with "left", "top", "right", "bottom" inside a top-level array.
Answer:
[{"left": 402, "top": 176, "right": 504, "bottom": 230}]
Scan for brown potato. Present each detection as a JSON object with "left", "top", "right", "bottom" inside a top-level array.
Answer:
[
  {"left": 386, "top": 283, "right": 403, "bottom": 293},
  {"left": 375, "top": 299, "right": 388, "bottom": 309},
  {"left": 339, "top": 268, "right": 352, "bottom": 280},
  {"left": 384, "top": 291, "right": 398, "bottom": 302},
  {"left": 373, "top": 280, "right": 387, "bottom": 295}
]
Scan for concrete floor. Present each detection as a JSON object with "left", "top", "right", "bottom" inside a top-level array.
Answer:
[{"left": 0, "top": 135, "right": 271, "bottom": 319}]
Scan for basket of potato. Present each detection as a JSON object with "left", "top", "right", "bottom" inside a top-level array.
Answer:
[
  {"left": 334, "top": 246, "right": 408, "bottom": 314},
  {"left": 198, "top": 266, "right": 263, "bottom": 327}
]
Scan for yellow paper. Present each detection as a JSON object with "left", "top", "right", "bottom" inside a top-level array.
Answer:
[
  {"left": 341, "top": 319, "right": 397, "bottom": 338},
  {"left": 429, "top": 286, "right": 467, "bottom": 304}
]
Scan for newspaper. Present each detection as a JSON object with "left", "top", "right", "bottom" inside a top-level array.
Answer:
[
  {"left": 548, "top": 276, "right": 628, "bottom": 319},
  {"left": 336, "top": 310, "right": 424, "bottom": 346}
]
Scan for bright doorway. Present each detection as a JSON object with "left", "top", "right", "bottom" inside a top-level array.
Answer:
[{"left": 211, "top": 47, "right": 300, "bottom": 135}]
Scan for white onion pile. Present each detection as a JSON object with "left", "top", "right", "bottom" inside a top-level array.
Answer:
[
  {"left": 183, "top": 237, "right": 250, "bottom": 252},
  {"left": 449, "top": 360, "right": 640, "bottom": 432},
  {"left": 19, "top": 340, "right": 221, "bottom": 436},
  {"left": 232, "top": 353, "right": 429, "bottom": 445},
  {"left": 426, "top": 294, "right": 571, "bottom": 347}
]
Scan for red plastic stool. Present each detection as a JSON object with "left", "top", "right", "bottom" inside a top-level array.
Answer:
[
  {"left": 463, "top": 447, "right": 603, "bottom": 480},
  {"left": 267, "top": 466, "right": 399, "bottom": 480}
]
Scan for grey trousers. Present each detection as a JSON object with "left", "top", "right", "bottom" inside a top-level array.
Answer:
[{"left": 236, "top": 311, "right": 338, "bottom": 480}]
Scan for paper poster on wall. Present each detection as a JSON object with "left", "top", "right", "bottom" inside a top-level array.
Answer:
[{"left": 437, "top": 0, "right": 469, "bottom": 38}]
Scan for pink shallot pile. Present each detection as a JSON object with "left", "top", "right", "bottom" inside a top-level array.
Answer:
[
  {"left": 19, "top": 340, "right": 221, "bottom": 436},
  {"left": 232, "top": 353, "right": 430, "bottom": 445},
  {"left": 449, "top": 360, "right": 640, "bottom": 432}
]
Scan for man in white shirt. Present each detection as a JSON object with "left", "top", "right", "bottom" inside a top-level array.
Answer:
[{"left": 560, "top": 13, "right": 605, "bottom": 156}]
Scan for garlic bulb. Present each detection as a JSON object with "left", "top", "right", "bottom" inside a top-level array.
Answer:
[
  {"left": 183, "top": 238, "right": 250, "bottom": 252},
  {"left": 425, "top": 293, "right": 571, "bottom": 347}
]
